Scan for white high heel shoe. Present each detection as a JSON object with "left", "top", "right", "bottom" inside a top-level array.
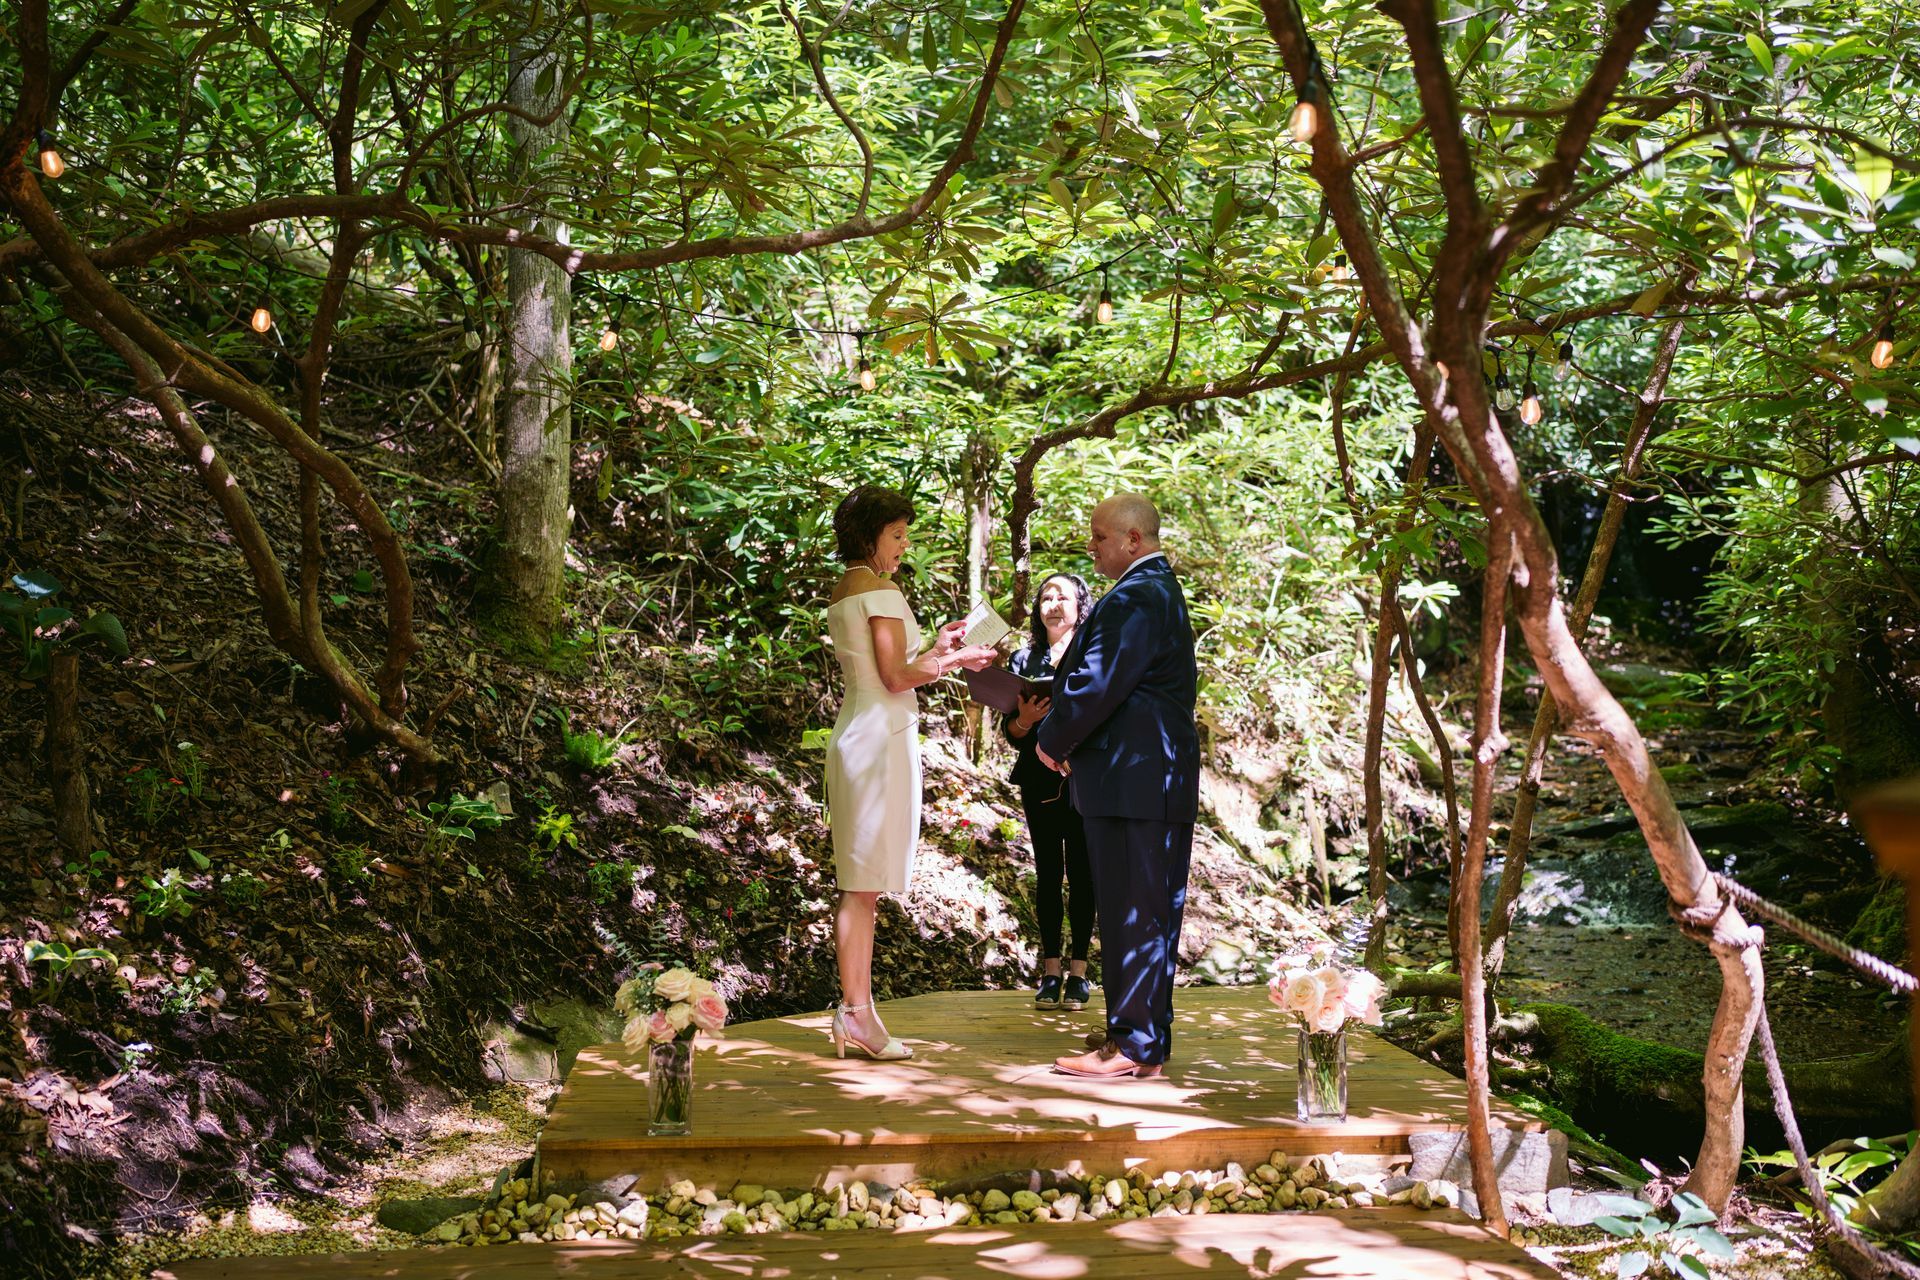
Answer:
[{"left": 831, "top": 1001, "right": 912, "bottom": 1061}]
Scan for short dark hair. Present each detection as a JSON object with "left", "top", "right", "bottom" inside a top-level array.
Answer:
[
  {"left": 1027, "top": 572, "right": 1093, "bottom": 655},
  {"left": 833, "top": 485, "right": 916, "bottom": 563}
]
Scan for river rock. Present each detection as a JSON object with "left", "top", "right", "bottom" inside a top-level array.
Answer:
[
  {"left": 981, "top": 1188, "right": 1011, "bottom": 1213},
  {"left": 1408, "top": 1130, "right": 1568, "bottom": 1194},
  {"left": 379, "top": 1196, "right": 484, "bottom": 1236}
]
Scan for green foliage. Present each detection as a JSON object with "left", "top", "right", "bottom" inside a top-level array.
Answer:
[
  {"left": 173, "top": 742, "right": 208, "bottom": 800},
  {"left": 1748, "top": 1134, "right": 1913, "bottom": 1246},
  {"left": 22, "top": 940, "right": 116, "bottom": 987},
  {"left": 562, "top": 720, "right": 627, "bottom": 771},
  {"left": 219, "top": 870, "right": 265, "bottom": 909},
  {"left": 133, "top": 868, "right": 197, "bottom": 920},
  {"left": 410, "top": 793, "right": 507, "bottom": 857},
  {"left": 160, "top": 968, "right": 216, "bottom": 1015},
  {"left": 532, "top": 805, "right": 580, "bottom": 854},
  {"left": 125, "top": 765, "right": 186, "bottom": 827},
  {"left": 1592, "top": 1192, "right": 1736, "bottom": 1279},
  {"left": 330, "top": 845, "right": 375, "bottom": 884},
  {"left": 0, "top": 573, "right": 129, "bottom": 678},
  {"left": 62, "top": 850, "right": 112, "bottom": 882},
  {"left": 587, "top": 861, "right": 634, "bottom": 905},
  {"left": 320, "top": 774, "right": 357, "bottom": 833}
]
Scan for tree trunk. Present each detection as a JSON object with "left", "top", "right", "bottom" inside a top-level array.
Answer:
[
  {"left": 487, "top": 33, "right": 573, "bottom": 651},
  {"left": 1484, "top": 302, "right": 1689, "bottom": 981},
  {"left": 47, "top": 649, "right": 90, "bottom": 852},
  {"left": 962, "top": 430, "right": 996, "bottom": 761}
]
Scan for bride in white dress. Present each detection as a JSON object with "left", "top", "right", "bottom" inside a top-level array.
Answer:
[{"left": 825, "top": 486, "right": 997, "bottom": 1060}]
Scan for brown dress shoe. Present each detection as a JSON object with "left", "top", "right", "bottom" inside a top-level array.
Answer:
[{"left": 1054, "top": 1039, "right": 1162, "bottom": 1078}]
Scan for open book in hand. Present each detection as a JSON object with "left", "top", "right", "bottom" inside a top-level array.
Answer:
[
  {"left": 958, "top": 600, "right": 1013, "bottom": 650},
  {"left": 963, "top": 666, "right": 1054, "bottom": 716}
]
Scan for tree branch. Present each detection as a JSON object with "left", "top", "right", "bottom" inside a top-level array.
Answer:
[{"left": 780, "top": 0, "right": 874, "bottom": 217}]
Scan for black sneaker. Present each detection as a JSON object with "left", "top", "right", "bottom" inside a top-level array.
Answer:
[
  {"left": 1062, "top": 975, "right": 1092, "bottom": 1010},
  {"left": 1035, "top": 975, "right": 1064, "bottom": 1008}
]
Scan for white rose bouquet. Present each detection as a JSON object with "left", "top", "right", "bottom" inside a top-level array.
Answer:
[
  {"left": 614, "top": 964, "right": 729, "bottom": 1051},
  {"left": 1267, "top": 951, "right": 1385, "bottom": 1034},
  {"left": 616, "top": 963, "right": 728, "bottom": 1136}
]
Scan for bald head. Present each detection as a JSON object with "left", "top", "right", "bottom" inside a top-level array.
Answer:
[{"left": 1087, "top": 493, "right": 1163, "bottom": 580}]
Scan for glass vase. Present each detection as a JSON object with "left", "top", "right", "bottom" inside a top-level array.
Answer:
[
  {"left": 648, "top": 1037, "right": 694, "bottom": 1136},
  {"left": 1296, "top": 1026, "right": 1348, "bottom": 1123}
]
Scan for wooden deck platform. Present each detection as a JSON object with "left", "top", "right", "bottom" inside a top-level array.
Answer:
[
  {"left": 158, "top": 1209, "right": 1559, "bottom": 1279},
  {"left": 539, "top": 988, "right": 1539, "bottom": 1190}
]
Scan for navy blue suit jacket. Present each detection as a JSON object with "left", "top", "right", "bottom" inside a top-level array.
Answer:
[{"left": 1034, "top": 557, "right": 1199, "bottom": 822}]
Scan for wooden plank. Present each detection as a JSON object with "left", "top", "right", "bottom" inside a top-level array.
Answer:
[
  {"left": 157, "top": 1209, "right": 1561, "bottom": 1280},
  {"left": 538, "top": 989, "right": 1539, "bottom": 1188}
]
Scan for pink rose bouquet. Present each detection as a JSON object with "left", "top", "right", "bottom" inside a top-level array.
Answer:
[
  {"left": 615, "top": 965, "right": 729, "bottom": 1050},
  {"left": 1267, "top": 952, "right": 1385, "bottom": 1034}
]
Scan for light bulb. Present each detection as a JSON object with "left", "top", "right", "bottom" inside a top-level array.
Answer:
[
  {"left": 598, "top": 328, "right": 618, "bottom": 352},
  {"left": 1095, "top": 291, "right": 1115, "bottom": 324},
  {"left": 39, "top": 146, "right": 65, "bottom": 179},
  {"left": 1554, "top": 339, "right": 1574, "bottom": 382},
  {"left": 1493, "top": 373, "right": 1515, "bottom": 412},
  {"left": 1871, "top": 322, "right": 1895, "bottom": 370},
  {"left": 250, "top": 307, "right": 273, "bottom": 333},
  {"left": 857, "top": 358, "right": 876, "bottom": 392},
  {"left": 1520, "top": 383, "right": 1543, "bottom": 425},
  {"left": 1289, "top": 98, "right": 1318, "bottom": 144},
  {"left": 1327, "top": 254, "right": 1352, "bottom": 283}
]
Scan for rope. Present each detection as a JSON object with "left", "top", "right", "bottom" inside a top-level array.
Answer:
[
  {"left": 1712, "top": 874, "right": 1918, "bottom": 994},
  {"left": 1754, "top": 1006, "right": 1920, "bottom": 1280}
]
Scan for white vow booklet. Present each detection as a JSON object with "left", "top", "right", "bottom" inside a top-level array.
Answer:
[{"left": 960, "top": 600, "right": 1012, "bottom": 650}]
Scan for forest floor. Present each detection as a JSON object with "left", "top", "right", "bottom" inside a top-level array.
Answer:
[{"left": 1, "top": 397, "right": 1907, "bottom": 1279}]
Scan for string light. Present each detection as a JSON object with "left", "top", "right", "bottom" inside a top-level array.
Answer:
[
  {"left": 855, "top": 330, "right": 876, "bottom": 392},
  {"left": 1492, "top": 351, "right": 1516, "bottom": 412},
  {"left": 37, "top": 131, "right": 64, "bottom": 179},
  {"left": 1519, "top": 353, "right": 1543, "bottom": 425},
  {"left": 249, "top": 307, "right": 273, "bottom": 334},
  {"left": 1327, "top": 253, "right": 1353, "bottom": 283},
  {"left": 598, "top": 327, "right": 619, "bottom": 352},
  {"left": 1870, "top": 319, "right": 1896, "bottom": 370},
  {"left": 1290, "top": 41, "right": 1327, "bottom": 144},
  {"left": 1554, "top": 332, "right": 1575, "bottom": 382},
  {"left": 1095, "top": 265, "right": 1115, "bottom": 324}
]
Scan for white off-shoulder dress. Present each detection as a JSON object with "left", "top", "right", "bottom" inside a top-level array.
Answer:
[{"left": 825, "top": 587, "right": 922, "bottom": 892}]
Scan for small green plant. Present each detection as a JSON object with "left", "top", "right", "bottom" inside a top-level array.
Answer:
[
  {"left": 735, "top": 877, "right": 770, "bottom": 915},
  {"left": 331, "top": 845, "right": 374, "bottom": 883},
  {"left": 173, "top": 741, "right": 208, "bottom": 800},
  {"left": 126, "top": 765, "right": 185, "bottom": 827},
  {"left": 63, "top": 850, "right": 111, "bottom": 881},
  {"left": 160, "top": 968, "right": 215, "bottom": 1014},
  {"left": 1749, "top": 1135, "right": 1908, "bottom": 1227},
  {"left": 410, "top": 793, "right": 506, "bottom": 856},
  {"left": 588, "top": 860, "right": 633, "bottom": 904},
  {"left": 260, "top": 827, "right": 294, "bottom": 857},
  {"left": 119, "top": 1040, "right": 155, "bottom": 1073},
  {"left": 133, "top": 868, "right": 197, "bottom": 920},
  {"left": 23, "top": 939, "right": 115, "bottom": 987},
  {"left": 533, "top": 805, "right": 579, "bottom": 854},
  {"left": 1593, "top": 1191, "right": 1735, "bottom": 1278},
  {"left": 319, "top": 773, "right": 356, "bottom": 832},
  {"left": 220, "top": 870, "right": 265, "bottom": 908},
  {"left": 563, "top": 719, "right": 630, "bottom": 771},
  {"left": 0, "top": 572, "right": 129, "bottom": 677}
]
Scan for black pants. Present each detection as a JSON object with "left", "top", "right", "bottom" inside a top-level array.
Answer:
[
  {"left": 1082, "top": 815, "right": 1193, "bottom": 1066},
  {"left": 1022, "top": 785, "right": 1093, "bottom": 962}
]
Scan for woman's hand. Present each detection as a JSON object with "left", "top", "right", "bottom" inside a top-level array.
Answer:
[
  {"left": 932, "top": 618, "right": 969, "bottom": 656},
  {"left": 950, "top": 644, "right": 999, "bottom": 671},
  {"left": 1014, "top": 693, "right": 1052, "bottom": 730}
]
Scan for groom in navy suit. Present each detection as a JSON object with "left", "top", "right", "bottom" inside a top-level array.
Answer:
[{"left": 1036, "top": 494, "right": 1198, "bottom": 1079}]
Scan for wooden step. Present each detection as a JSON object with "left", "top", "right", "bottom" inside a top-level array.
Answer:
[
  {"left": 537, "top": 988, "right": 1539, "bottom": 1190},
  {"left": 156, "top": 1208, "right": 1558, "bottom": 1279}
]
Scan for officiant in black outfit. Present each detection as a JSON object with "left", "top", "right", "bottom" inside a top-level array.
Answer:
[{"left": 1002, "top": 572, "right": 1096, "bottom": 1011}]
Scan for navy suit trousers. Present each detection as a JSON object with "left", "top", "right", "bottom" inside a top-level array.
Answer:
[{"left": 1083, "top": 815, "right": 1193, "bottom": 1066}]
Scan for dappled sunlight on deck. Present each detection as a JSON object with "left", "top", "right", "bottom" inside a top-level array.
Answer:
[{"left": 540, "top": 989, "right": 1536, "bottom": 1188}]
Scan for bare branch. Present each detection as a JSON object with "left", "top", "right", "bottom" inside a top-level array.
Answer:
[{"left": 780, "top": 0, "right": 874, "bottom": 217}]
